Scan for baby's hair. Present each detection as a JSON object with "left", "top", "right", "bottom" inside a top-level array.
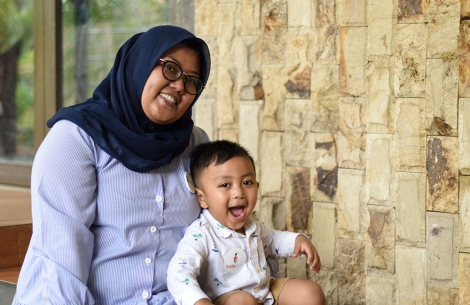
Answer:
[{"left": 190, "top": 140, "right": 255, "bottom": 187}]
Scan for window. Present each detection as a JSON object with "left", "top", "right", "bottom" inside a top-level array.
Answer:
[
  {"left": 0, "top": 0, "right": 36, "bottom": 186},
  {"left": 0, "top": 0, "right": 194, "bottom": 187},
  {"left": 61, "top": 0, "right": 171, "bottom": 107}
]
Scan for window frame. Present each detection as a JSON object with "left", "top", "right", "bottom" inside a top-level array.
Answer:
[{"left": 0, "top": 0, "right": 61, "bottom": 187}]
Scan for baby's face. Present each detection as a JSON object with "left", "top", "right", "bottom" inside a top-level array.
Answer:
[{"left": 195, "top": 156, "right": 259, "bottom": 234}]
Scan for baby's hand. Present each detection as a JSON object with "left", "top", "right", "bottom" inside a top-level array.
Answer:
[{"left": 292, "top": 235, "right": 321, "bottom": 273}]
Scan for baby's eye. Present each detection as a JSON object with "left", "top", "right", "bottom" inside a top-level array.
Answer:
[
  {"left": 219, "top": 183, "right": 229, "bottom": 188},
  {"left": 243, "top": 180, "right": 254, "bottom": 185}
]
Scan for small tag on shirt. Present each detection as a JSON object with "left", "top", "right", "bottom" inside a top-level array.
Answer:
[
  {"left": 224, "top": 248, "right": 247, "bottom": 273},
  {"left": 185, "top": 171, "right": 195, "bottom": 193}
]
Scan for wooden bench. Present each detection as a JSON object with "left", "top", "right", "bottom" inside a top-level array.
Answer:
[{"left": 0, "top": 186, "right": 32, "bottom": 283}]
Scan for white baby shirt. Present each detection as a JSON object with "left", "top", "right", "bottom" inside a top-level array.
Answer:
[{"left": 167, "top": 209, "right": 301, "bottom": 305}]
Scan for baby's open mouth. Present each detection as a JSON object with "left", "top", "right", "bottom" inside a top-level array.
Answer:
[{"left": 229, "top": 206, "right": 245, "bottom": 219}]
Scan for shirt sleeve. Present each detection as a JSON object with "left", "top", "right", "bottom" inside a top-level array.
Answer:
[
  {"left": 258, "top": 221, "right": 301, "bottom": 259},
  {"left": 13, "top": 121, "right": 97, "bottom": 304},
  {"left": 167, "top": 223, "right": 211, "bottom": 305}
]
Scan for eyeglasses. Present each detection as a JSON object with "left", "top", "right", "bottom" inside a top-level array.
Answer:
[{"left": 159, "top": 59, "right": 204, "bottom": 95}]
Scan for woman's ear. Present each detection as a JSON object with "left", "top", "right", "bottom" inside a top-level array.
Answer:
[{"left": 195, "top": 187, "right": 208, "bottom": 209}]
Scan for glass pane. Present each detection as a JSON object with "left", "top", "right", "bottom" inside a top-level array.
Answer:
[
  {"left": 0, "top": 0, "right": 35, "bottom": 162},
  {"left": 62, "top": 0, "right": 171, "bottom": 107}
]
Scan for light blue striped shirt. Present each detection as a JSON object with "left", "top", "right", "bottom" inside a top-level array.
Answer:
[{"left": 13, "top": 120, "right": 209, "bottom": 305}]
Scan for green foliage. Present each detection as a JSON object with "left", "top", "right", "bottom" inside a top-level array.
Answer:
[
  {"left": 0, "top": 0, "right": 23, "bottom": 53},
  {"left": 18, "top": 2, "right": 33, "bottom": 54},
  {"left": 61, "top": 0, "right": 170, "bottom": 106},
  {"left": 16, "top": 48, "right": 34, "bottom": 128},
  {"left": 0, "top": 0, "right": 34, "bottom": 125},
  {"left": 3, "top": 0, "right": 170, "bottom": 157},
  {"left": 0, "top": 0, "right": 34, "bottom": 157},
  {"left": 62, "top": 0, "right": 170, "bottom": 28}
]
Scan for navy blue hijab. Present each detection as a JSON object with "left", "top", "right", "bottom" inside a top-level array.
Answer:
[{"left": 47, "top": 25, "right": 211, "bottom": 172}]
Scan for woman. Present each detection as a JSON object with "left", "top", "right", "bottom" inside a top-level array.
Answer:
[{"left": 13, "top": 25, "right": 211, "bottom": 304}]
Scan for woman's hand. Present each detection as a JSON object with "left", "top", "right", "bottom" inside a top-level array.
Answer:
[{"left": 292, "top": 235, "right": 321, "bottom": 273}]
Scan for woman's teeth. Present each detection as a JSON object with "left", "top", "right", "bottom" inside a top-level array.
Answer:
[{"left": 160, "top": 93, "right": 177, "bottom": 105}]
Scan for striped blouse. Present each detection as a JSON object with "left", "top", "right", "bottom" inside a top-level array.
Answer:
[{"left": 13, "top": 120, "right": 209, "bottom": 305}]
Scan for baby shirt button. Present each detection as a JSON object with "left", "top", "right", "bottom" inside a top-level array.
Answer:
[
  {"left": 155, "top": 195, "right": 163, "bottom": 202},
  {"left": 150, "top": 226, "right": 157, "bottom": 233},
  {"left": 145, "top": 258, "right": 151, "bottom": 265}
]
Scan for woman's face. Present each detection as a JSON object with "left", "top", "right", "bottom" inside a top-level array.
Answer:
[{"left": 141, "top": 43, "right": 201, "bottom": 125}]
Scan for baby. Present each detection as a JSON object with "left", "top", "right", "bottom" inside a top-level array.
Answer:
[{"left": 167, "top": 140, "right": 325, "bottom": 305}]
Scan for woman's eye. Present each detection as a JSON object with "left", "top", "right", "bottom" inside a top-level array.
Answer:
[
  {"left": 243, "top": 181, "right": 253, "bottom": 185},
  {"left": 165, "top": 65, "right": 176, "bottom": 73},
  {"left": 187, "top": 77, "right": 198, "bottom": 85}
]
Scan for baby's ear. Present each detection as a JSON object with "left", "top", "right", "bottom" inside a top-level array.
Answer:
[{"left": 195, "top": 187, "right": 208, "bottom": 208}]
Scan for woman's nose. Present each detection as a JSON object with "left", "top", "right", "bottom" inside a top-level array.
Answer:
[{"left": 170, "top": 77, "right": 185, "bottom": 94}]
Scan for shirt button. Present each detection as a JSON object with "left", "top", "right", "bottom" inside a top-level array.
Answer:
[
  {"left": 142, "top": 290, "right": 149, "bottom": 298},
  {"left": 150, "top": 226, "right": 157, "bottom": 233},
  {"left": 155, "top": 195, "right": 163, "bottom": 202},
  {"left": 145, "top": 258, "right": 151, "bottom": 265},
  {"left": 254, "top": 287, "right": 259, "bottom": 292},
  {"left": 255, "top": 267, "right": 260, "bottom": 272}
]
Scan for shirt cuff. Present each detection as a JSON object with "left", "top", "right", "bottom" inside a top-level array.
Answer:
[{"left": 180, "top": 290, "right": 211, "bottom": 305}]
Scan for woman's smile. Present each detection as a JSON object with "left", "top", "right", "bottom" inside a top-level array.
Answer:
[{"left": 159, "top": 92, "right": 178, "bottom": 105}]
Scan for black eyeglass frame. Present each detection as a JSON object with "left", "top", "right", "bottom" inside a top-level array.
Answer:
[{"left": 158, "top": 59, "right": 205, "bottom": 95}]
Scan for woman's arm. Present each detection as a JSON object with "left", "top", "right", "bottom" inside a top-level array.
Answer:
[{"left": 14, "top": 120, "right": 97, "bottom": 304}]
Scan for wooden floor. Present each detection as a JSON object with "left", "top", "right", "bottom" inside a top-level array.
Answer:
[{"left": 0, "top": 185, "right": 32, "bottom": 283}]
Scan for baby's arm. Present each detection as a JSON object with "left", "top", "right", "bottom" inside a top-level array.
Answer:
[
  {"left": 292, "top": 235, "right": 321, "bottom": 273},
  {"left": 167, "top": 225, "right": 212, "bottom": 304},
  {"left": 259, "top": 221, "right": 321, "bottom": 274}
]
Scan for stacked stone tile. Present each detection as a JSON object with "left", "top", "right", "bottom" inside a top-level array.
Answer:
[{"left": 194, "top": 0, "right": 468, "bottom": 303}]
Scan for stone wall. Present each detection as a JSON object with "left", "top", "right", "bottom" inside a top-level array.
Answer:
[{"left": 193, "top": 0, "right": 469, "bottom": 304}]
